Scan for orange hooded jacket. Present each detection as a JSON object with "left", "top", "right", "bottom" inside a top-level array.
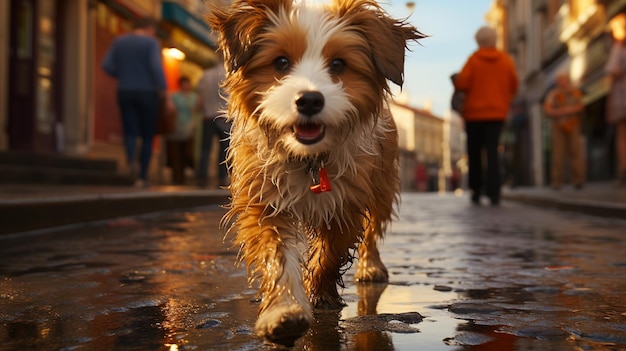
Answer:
[{"left": 454, "top": 47, "right": 519, "bottom": 121}]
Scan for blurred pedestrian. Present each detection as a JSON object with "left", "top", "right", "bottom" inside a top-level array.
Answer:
[
  {"left": 166, "top": 76, "right": 201, "bottom": 185},
  {"left": 414, "top": 162, "right": 428, "bottom": 192},
  {"left": 454, "top": 26, "right": 519, "bottom": 205},
  {"left": 605, "top": 13, "right": 626, "bottom": 186},
  {"left": 543, "top": 72, "right": 585, "bottom": 190},
  {"left": 101, "top": 17, "right": 167, "bottom": 188},
  {"left": 196, "top": 54, "right": 231, "bottom": 187}
]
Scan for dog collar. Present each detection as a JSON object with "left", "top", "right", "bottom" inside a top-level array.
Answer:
[{"left": 307, "top": 160, "right": 332, "bottom": 194}]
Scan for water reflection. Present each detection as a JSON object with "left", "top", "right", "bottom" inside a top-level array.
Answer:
[
  {"left": 356, "top": 282, "right": 388, "bottom": 316},
  {"left": 299, "top": 282, "right": 394, "bottom": 351}
]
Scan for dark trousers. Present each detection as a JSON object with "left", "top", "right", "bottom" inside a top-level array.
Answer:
[
  {"left": 198, "top": 116, "right": 230, "bottom": 184},
  {"left": 117, "top": 90, "right": 159, "bottom": 180},
  {"left": 166, "top": 138, "right": 194, "bottom": 185},
  {"left": 465, "top": 121, "right": 504, "bottom": 201}
]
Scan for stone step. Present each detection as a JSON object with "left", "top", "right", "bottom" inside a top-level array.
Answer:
[
  {"left": 0, "top": 164, "right": 132, "bottom": 186},
  {"left": 0, "top": 151, "right": 118, "bottom": 171}
]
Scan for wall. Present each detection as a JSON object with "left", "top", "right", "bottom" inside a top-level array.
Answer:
[{"left": 389, "top": 102, "right": 416, "bottom": 152}]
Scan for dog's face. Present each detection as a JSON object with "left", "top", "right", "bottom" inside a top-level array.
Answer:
[{"left": 208, "top": 0, "right": 424, "bottom": 157}]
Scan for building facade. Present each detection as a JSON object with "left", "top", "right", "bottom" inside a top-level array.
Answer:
[
  {"left": 390, "top": 101, "right": 465, "bottom": 192},
  {"left": 0, "top": 0, "right": 219, "bottom": 179},
  {"left": 489, "top": 0, "right": 624, "bottom": 186}
]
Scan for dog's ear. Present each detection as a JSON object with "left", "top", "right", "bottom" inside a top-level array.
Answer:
[
  {"left": 370, "top": 16, "right": 425, "bottom": 87},
  {"left": 332, "top": 0, "right": 426, "bottom": 87},
  {"left": 207, "top": 0, "right": 292, "bottom": 74},
  {"left": 206, "top": 4, "right": 256, "bottom": 74}
]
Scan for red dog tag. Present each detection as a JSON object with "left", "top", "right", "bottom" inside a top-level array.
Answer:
[{"left": 310, "top": 167, "right": 332, "bottom": 194}]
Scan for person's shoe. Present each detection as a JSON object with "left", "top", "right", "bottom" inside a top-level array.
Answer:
[
  {"left": 574, "top": 183, "right": 584, "bottom": 190},
  {"left": 490, "top": 197, "right": 500, "bottom": 206}
]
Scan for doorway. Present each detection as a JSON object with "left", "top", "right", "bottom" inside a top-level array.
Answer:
[{"left": 8, "top": 0, "right": 62, "bottom": 152}]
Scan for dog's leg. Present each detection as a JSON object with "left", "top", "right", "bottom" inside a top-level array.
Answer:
[
  {"left": 355, "top": 211, "right": 389, "bottom": 282},
  {"left": 356, "top": 120, "right": 398, "bottom": 282},
  {"left": 235, "top": 207, "right": 312, "bottom": 346},
  {"left": 306, "top": 220, "right": 359, "bottom": 308}
]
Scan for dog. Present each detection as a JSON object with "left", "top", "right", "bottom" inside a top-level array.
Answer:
[{"left": 207, "top": 0, "right": 424, "bottom": 345}]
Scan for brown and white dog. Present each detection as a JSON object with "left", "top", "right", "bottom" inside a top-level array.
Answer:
[{"left": 207, "top": 0, "right": 424, "bottom": 345}]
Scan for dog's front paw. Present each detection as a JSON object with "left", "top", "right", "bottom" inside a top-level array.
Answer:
[
  {"left": 355, "top": 260, "right": 389, "bottom": 282},
  {"left": 256, "top": 304, "right": 312, "bottom": 347}
]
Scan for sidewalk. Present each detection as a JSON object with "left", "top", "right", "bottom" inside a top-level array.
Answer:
[
  {"left": 502, "top": 181, "right": 626, "bottom": 219},
  {"left": 0, "top": 184, "right": 230, "bottom": 235},
  {"left": 1, "top": 182, "right": 624, "bottom": 236}
]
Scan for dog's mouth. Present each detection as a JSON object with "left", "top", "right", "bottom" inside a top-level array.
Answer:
[{"left": 293, "top": 123, "right": 325, "bottom": 145}]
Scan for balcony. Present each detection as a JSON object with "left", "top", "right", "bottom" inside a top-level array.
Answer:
[{"left": 560, "top": 3, "right": 604, "bottom": 43}]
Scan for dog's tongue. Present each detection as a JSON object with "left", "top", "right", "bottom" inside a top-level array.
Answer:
[{"left": 294, "top": 124, "right": 324, "bottom": 140}]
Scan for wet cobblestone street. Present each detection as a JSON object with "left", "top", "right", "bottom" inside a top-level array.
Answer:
[{"left": 1, "top": 193, "right": 625, "bottom": 350}]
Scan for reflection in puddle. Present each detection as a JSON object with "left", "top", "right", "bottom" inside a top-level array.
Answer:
[{"left": 340, "top": 283, "right": 461, "bottom": 351}]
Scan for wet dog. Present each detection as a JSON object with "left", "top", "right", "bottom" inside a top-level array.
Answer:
[{"left": 207, "top": 0, "right": 423, "bottom": 345}]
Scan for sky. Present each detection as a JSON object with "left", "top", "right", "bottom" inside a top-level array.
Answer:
[{"left": 382, "top": 0, "right": 493, "bottom": 116}]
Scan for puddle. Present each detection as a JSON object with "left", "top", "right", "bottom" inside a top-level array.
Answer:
[{"left": 337, "top": 283, "right": 463, "bottom": 351}]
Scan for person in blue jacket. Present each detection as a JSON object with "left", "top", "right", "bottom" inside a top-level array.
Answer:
[{"left": 102, "top": 17, "right": 167, "bottom": 187}]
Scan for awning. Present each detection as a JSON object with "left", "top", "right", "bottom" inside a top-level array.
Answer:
[{"left": 161, "top": 1, "right": 216, "bottom": 48}]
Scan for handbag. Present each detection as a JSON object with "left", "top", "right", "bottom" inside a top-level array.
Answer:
[
  {"left": 156, "top": 94, "right": 175, "bottom": 135},
  {"left": 451, "top": 90, "right": 465, "bottom": 114},
  {"left": 450, "top": 73, "right": 465, "bottom": 113}
]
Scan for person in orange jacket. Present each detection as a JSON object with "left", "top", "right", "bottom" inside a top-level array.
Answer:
[
  {"left": 543, "top": 72, "right": 585, "bottom": 190},
  {"left": 454, "top": 26, "right": 519, "bottom": 205}
]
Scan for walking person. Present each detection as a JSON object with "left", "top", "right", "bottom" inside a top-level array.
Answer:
[
  {"left": 196, "top": 54, "right": 231, "bottom": 188},
  {"left": 102, "top": 17, "right": 167, "bottom": 188},
  {"left": 543, "top": 72, "right": 585, "bottom": 190},
  {"left": 606, "top": 13, "right": 626, "bottom": 186},
  {"left": 166, "top": 76, "right": 200, "bottom": 185},
  {"left": 453, "top": 26, "right": 519, "bottom": 205}
]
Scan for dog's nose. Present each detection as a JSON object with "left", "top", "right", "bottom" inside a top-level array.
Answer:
[{"left": 296, "top": 91, "right": 324, "bottom": 116}]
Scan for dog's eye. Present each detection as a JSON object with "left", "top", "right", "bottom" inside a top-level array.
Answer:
[
  {"left": 329, "top": 59, "right": 346, "bottom": 74},
  {"left": 274, "top": 56, "right": 290, "bottom": 72}
]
